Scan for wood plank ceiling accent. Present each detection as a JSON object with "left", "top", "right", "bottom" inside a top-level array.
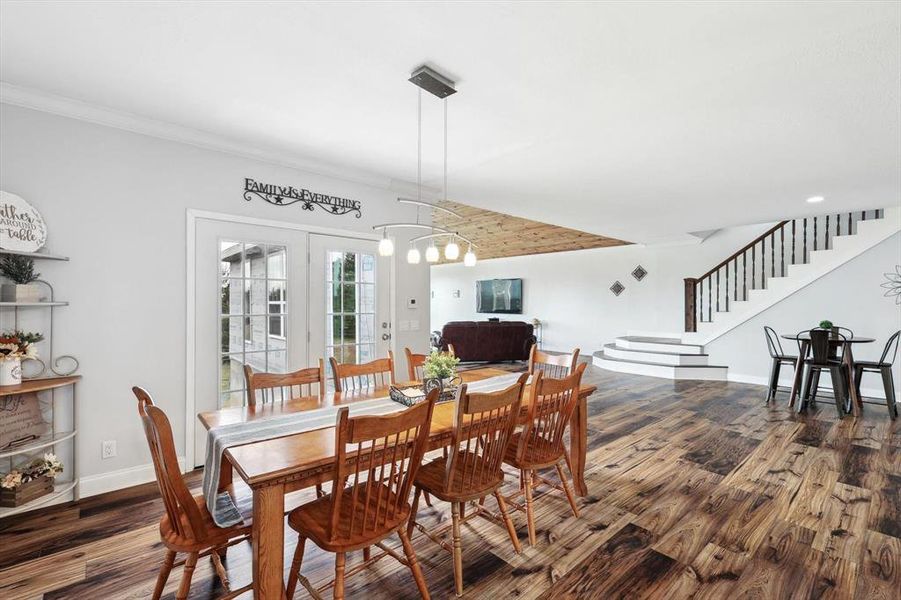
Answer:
[{"left": 431, "top": 200, "right": 630, "bottom": 262}]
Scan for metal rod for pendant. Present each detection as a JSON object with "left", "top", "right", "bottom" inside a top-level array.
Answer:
[{"left": 417, "top": 89, "right": 422, "bottom": 202}]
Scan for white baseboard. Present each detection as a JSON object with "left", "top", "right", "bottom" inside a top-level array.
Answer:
[
  {"left": 727, "top": 372, "right": 888, "bottom": 400},
  {"left": 79, "top": 456, "right": 186, "bottom": 498}
]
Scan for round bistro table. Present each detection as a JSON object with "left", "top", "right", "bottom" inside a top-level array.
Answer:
[{"left": 782, "top": 333, "right": 874, "bottom": 416}]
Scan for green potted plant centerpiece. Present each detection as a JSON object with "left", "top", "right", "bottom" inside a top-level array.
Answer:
[
  {"left": 422, "top": 350, "right": 461, "bottom": 395},
  {"left": 0, "top": 255, "right": 42, "bottom": 303},
  {"left": 819, "top": 320, "right": 839, "bottom": 338}
]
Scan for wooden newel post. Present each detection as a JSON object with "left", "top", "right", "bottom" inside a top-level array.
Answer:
[{"left": 683, "top": 278, "right": 698, "bottom": 333}]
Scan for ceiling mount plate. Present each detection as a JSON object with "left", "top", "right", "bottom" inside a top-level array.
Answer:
[{"left": 409, "top": 65, "right": 456, "bottom": 98}]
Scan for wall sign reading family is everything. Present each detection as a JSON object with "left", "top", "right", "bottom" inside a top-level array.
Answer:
[{"left": 243, "top": 178, "right": 362, "bottom": 218}]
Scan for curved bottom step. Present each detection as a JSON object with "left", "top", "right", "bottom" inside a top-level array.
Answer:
[{"left": 592, "top": 350, "right": 728, "bottom": 381}]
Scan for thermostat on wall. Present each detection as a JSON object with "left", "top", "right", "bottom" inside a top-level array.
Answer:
[{"left": 407, "top": 298, "right": 418, "bottom": 309}]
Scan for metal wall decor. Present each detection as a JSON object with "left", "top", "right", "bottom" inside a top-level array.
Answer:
[
  {"left": 243, "top": 178, "right": 361, "bottom": 218},
  {"left": 632, "top": 265, "right": 648, "bottom": 281},
  {"left": 883, "top": 265, "right": 901, "bottom": 305},
  {"left": 610, "top": 281, "right": 625, "bottom": 296}
]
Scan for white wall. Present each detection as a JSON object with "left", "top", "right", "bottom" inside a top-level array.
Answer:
[
  {"left": 0, "top": 103, "right": 431, "bottom": 491},
  {"left": 708, "top": 233, "right": 901, "bottom": 399},
  {"left": 431, "top": 228, "right": 900, "bottom": 400},
  {"left": 431, "top": 223, "right": 774, "bottom": 351}
]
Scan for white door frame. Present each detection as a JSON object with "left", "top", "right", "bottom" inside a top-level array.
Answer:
[{"left": 185, "top": 209, "right": 386, "bottom": 471}]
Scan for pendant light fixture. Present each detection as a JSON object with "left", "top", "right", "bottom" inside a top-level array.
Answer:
[
  {"left": 464, "top": 243, "right": 477, "bottom": 267},
  {"left": 372, "top": 65, "right": 478, "bottom": 265},
  {"left": 378, "top": 228, "right": 394, "bottom": 257}
]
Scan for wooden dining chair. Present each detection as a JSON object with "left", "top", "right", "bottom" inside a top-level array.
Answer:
[
  {"left": 285, "top": 391, "right": 437, "bottom": 600},
  {"left": 763, "top": 326, "right": 798, "bottom": 402},
  {"left": 329, "top": 351, "right": 396, "bottom": 392},
  {"left": 133, "top": 387, "right": 252, "bottom": 600},
  {"left": 407, "top": 374, "right": 527, "bottom": 597},
  {"left": 853, "top": 330, "right": 899, "bottom": 419},
  {"left": 404, "top": 347, "right": 428, "bottom": 381},
  {"left": 528, "top": 345, "right": 580, "bottom": 379},
  {"left": 798, "top": 328, "right": 850, "bottom": 415},
  {"left": 244, "top": 359, "right": 326, "bottom": 405},
  {"left": 503, "top": 363, "right": 586, "bottom": 546}
]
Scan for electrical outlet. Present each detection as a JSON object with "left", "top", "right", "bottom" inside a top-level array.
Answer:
[{"left": 101, "top": 440, "right": 117, "bottom": 460}]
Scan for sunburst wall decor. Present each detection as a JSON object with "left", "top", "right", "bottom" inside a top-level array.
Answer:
[{"left": 882, "top": 265, "right": 901, "bottom": 305}]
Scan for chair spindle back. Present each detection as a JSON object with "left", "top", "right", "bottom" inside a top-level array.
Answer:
[
  {"left": 327, "top": 390, "right": 437, "bottom": 543},
  {"left": 445, "top": 374, "right": 527, "bottom": 494},
  {"left": 244, "top": 360, "right": 327, "bottom": 406},
  {"left": 528, "top": 345, "right": 580, "bottom": 379},
  {"left": 516, "top": 363, "right": 586, "bottom": 466},
  {"left": 330, "top": 352, "right": 396, "bottom": 392},
  {"left": 133, "top": 387, "right": 208, "bottom": 542},
  {"left": 879, "top": 330, "right": 900, "bottom": 365},
  {"left": 763, "top": 326, "right": 785, "bottom": 358},
  {"left": 404, "top": 348, "right": 428, "bottom": 381}
]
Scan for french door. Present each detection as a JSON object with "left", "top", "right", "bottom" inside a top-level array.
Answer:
[
  {"left": 192, "top": 218, "right": 309, "bottom": 464},
  {"left": 191, "top": 220, "right": 391, "bottom": 467},
  {"left": 308, "top": 234, "right": 391, "bottom": 385}
]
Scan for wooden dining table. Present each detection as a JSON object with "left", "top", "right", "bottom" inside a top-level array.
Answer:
[
  {"left": 198, "top": 367, "right": 597, "bottom": 599},
  {"left": 781, "top": 332, "right": 874, "bottom": 416}
]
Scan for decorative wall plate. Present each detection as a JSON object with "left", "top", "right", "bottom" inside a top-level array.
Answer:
[
  {"left": 0, "top": 191, "right": 47, "bottom": 252},
  {"left": 610, "top": 281, "right": 625, "bottom": 296},
  {"left": 632, "top": 265, "right": 648, "bottom": 281}
]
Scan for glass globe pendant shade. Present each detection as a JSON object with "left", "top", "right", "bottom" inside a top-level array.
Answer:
[
  {"left": 463, "top": 246, "right": 477, "bottom": 267},
  {"left": 406, "top": 246, "right": 421, "bottom": 264},
  {"left": 444, "top": 239, "right": 460, "bottom": 260},
  {"left": 425, "top": 243, "right": 440, "bottom": 263},
  {"left": 378, "top": 233, "right": 394, "bottom": 257}
]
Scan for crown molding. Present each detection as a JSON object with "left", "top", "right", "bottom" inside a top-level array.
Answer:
[{"left": 0, "top": 81, "right": 438, "bottom": 194}]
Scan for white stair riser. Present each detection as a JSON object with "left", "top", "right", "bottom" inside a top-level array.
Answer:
[
  {"left": 616, "top": 338, "right": 704, "bottom": 355},
  {"left": 604, "top": 345, "right": 709, "bottom": 366},
  {"left": 593, "top": 355, "right": 727, "bottom": 381}
]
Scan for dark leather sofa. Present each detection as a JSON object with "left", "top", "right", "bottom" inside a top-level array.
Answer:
[{"left": 438, "top": 321, "right": 536, "bottom": 362}]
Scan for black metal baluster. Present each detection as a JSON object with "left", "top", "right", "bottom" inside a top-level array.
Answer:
[
  {"left": 771, "top": 232, "right": 775, "bottom": 277},
  {"left": 861, "top": 210, "right": 866, "bottom": 221},
  {"left": 847, "top": 212, "right": 851, "bottom": 235},
  {"left": 708, "top": 277, "right": 712, "bottom": 322},
  {"left": 751, "top": 244, "right": 757, "bottom": 290},
  {"left": 836, "top": 213, "right": 841, "bottom": 238},
  {"left": 743, "top": 253, "right": 747, "bottom": 300},
  {"left": 792, "top": 220, "right": 796, "bottom": 265},
  {"left": 760, "top": 240, "right": 765, "bottom": 289},
  {"left": 825, "top": 214, "right": 830, "bottom": 249},
  {"left": 725, "top": 261, "right": 730, "bottom": 312},
  {"left": 734, "top": 257, "right": 738, "bottom": 302},
  {"left": 716, "top": 269, "right": 720, "bottom": 314},
  {"left": 699, "top": 278, "right": 704, "bottom": 322},
  {"left": 780, "top": 227, "right": 785, "bottom": 276},
  {"left": 803, "top": 218, "right": 808, "bottom": 263},
  {"left": 813, "top": 216, "right": 818, "bottom": 252}
]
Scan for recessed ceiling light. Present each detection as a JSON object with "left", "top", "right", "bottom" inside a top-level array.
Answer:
[{"left": 806, "top": 195, "right": 825, "bottom": 203}]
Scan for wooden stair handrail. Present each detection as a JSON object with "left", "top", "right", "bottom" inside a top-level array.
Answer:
[{"left": 695, "top": 220, "right": 788, "bottom": 281}]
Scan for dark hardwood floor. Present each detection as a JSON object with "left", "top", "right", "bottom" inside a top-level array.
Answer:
[{"left": 0, "top": 364, "right": 898, "bottom": 599}]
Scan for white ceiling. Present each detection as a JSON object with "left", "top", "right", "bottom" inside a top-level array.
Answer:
[{"left": 1, "top": 1, "right": 898, "bottom": 244}]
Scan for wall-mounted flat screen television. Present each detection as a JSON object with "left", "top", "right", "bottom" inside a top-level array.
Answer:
[{"left": 476, "top": 278, "right": 523, "bottom": 314}]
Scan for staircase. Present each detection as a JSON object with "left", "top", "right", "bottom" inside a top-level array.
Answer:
[{"left": 594, "top": 207, "right": 899, "bottom": 380}]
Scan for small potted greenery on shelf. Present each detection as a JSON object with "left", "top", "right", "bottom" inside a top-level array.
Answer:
[
  {"left": 0, "top": 255, "right": 43, "bottom": 303},
  {"left": 422, "top": 350, "right": 461, "bottom": 394}
]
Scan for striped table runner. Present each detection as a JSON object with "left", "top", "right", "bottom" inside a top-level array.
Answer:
[{"left": 203, "top": 372, "right": 524, "bottom": 527}]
